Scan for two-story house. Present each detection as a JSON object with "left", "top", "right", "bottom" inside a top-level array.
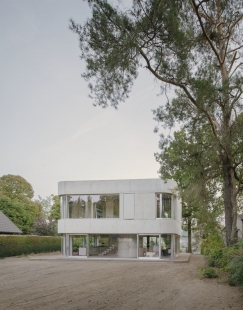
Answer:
[{"left": 58, "top": 178, "right": 181, "bottom": 260}]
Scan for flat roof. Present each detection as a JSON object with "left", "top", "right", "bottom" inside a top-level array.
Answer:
[{"left": 58, "top": 178, "right": 177, "bottom": 195}]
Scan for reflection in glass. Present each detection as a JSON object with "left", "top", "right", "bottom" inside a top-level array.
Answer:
[
  {"left": 138, "top": 235, "right": 160, "bottom": 257},
  {"left": 89, "top": 234, "right": 118, "bottom": 257},
  {"left": 72, "top": 235, "right": 87, "bottom": 256},
  {"left": 68, "top": 195, "right": 119, "bottom": 219},
  {"left": 161, "top": 234, "right": 171, "bottom": 257},
  {"left": 156, "top": 193, "right": 172, "bottom": 218}
]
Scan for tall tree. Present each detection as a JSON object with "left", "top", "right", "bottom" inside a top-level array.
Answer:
[
  {"left": 70, "top": 0, "right": 243, "bottom": 245},
  {"left": 49, "top": 195, "right": 61, "bottom": 222},
  {"left": 0, "top": 175, "right": 42, "bottom": 234},
  {"left": 156, "top": 128, "right": 223, "bottom": 251},
  {"left": 0, "top": 174, "right": 34, "bottom": 200},
  {"left": 33, "top": 195, "right": 60, "bottom": 236}
]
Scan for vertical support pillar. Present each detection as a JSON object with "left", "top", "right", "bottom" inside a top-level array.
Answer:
[
  {"left": 160, "top": 194, "right": 162, "bottom": 218},
  {"left": 159, "top": 235, "right": 161, "bottom": 259},
  {"left": 61, "top": 235, "right": 65, "bottom": 256},
  {"left": 69, "top": 235, "right": 72, "bottom": 256},
  {"left": 171, "top": 234, "right": 175, "bottom": 260},
  {"left": 64, "top": 234, "right": 70, "bottom": 256},
  {"left": 137, "top": 234, "right": 139, "bottom": 258},
  {"left": 86, "top": 235, "right": 89, "bottom": 257}
]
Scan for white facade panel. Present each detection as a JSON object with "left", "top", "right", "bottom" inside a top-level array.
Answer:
[
  {"left": 58, "top": 178, "right": 177, "bottom": 196},
  {"left": 58, "top": 218, "right": 181, "bottom": 235},
  {"left": 123, "top": 194, "right": 135, "bottom": 219}
]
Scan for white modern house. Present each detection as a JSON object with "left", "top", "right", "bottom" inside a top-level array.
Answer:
[{"left": 58, "top": 178, "right": 181, "bottom": 260}]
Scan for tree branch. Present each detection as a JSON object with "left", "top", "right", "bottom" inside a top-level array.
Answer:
[
  {"left": 227, "top": 52, "right": 237, "bottom": 74},
  {"left": 139, "top": 47, "right": 220, "bottom": 143},
  {"left": 228, "top": 13, "right": 243, "bottom": 34},
  {"left": 191, "top": 0, "right": 222, "bottom": 64}
]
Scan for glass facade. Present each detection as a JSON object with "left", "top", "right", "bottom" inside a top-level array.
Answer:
[
  {"left": 89, "top": 234, "right": 118, "bottom": 256},
  {"left": 71, "top": 235, "right": 87, "bottom": 256},
  {"left": 60, "top": 190, "right": 180, "bottom": 259},
  {"left": 156, "top": 193, "right": 172, "bottom": 218},
  {"left": 138, "top": 235, "right": 160, "bottom": 257},
  {"left": 68, "top": 194, "right": 119, "bottom": 219},
  {"left": 161, "top": 234, "right": 171, "bottom": 257},
  {"left": 70, "top": 234, "right": 137, "bottom": 258},
  {"left": 69, "top": 234, "right": 180, "bottom": 259}
]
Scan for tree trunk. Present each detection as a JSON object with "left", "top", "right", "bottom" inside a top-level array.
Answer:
[
  {"left": 222, "top": 156, "right": 238, "bottom": 246},
  {"left": 188, "top": 216, "right": 192, "bottom": 253}
]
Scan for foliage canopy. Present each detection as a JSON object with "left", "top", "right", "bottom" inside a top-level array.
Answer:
[{"left": 70, "top": 0, "right": 243, "bottom": 245}]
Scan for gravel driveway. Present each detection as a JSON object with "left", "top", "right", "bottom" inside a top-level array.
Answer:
[{"left": 0, "top": 254, "right": 242, "bottom": 310}]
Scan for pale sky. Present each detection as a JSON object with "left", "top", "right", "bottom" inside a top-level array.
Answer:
[{"left": 0, "top": 0, "right": 168, "bottom": 199}]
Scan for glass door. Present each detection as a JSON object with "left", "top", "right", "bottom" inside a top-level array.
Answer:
[
  {"left": 71, "top": 235, "right": 87, "bottom": 256},
  {"left": 138, "top": 235, "right": 160, "bottom": 258}
]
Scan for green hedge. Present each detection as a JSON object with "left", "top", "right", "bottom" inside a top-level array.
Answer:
[{"left": 0, "top": 235, "right": 61, "bottom": 258}]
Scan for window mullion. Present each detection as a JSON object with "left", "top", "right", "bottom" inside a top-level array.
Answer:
[{"left": 160, "top": 193, "right": 162, "bottom": 218}]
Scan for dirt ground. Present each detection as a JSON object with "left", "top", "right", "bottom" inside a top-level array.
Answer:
[{"left": 0, "top": 254, "right": 242, "bottom": 310}]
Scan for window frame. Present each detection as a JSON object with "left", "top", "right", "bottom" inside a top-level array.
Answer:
[{"left": 156, "top": 193, "right": 173, "bottom": 219}]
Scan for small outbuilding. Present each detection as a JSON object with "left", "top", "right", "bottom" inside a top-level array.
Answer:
[{"left": 0, "top": 211, "right": 22, "bottom": 234}]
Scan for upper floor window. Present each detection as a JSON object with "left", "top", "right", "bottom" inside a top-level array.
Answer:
[
  {"left": 68, "top": 194, "right": 119, "bottom": 219},
  {"left": 156, "top": 193, "right": 172, "bottom": 218}
]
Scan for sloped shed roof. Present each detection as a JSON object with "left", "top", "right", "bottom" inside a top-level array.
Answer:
[{"left": 0, "top": 211, "right": 22, "bottom": 234}]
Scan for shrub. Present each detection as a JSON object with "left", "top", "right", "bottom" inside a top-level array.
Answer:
[
  {"left": 227, "top": 240, "right": 243, "bottom": 288},
  {"left": 0, "top": 235, "right": 61, "bottom": 258},
  {"left": 203, "top": 238, "right": 243, "bottom": 288},
  {"left": 199, "top": 266, "right": 218, "bottom": 279},
  {"left": 207, "top": 249, "right": 223, "bottom": 267},
  {"left": 201, "top": 233, "right": 225, "bottom": 255},
  {"left": 228, "top": 256, "right": 243, "bottom": 287}
]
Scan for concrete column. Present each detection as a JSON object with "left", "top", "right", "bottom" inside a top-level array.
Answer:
[
  {"left": 171, "top": 234, "right": 175, "bottom": 259},
  {"left": 69, "top": 235, "right": 72, "bottom": 256},
  {"left": 159, "top": 235, "right": 161, "bottom": 259},
  {"left": 65, "top": 234, "right": 70, "bottom": 256},
  {"left": 86, "top": 235, "right": 89, "bottom": 257}
]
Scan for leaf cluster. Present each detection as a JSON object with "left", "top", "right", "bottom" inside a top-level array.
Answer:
[{"left": 156, "top": 126, "right": 223, "bottom": 237}]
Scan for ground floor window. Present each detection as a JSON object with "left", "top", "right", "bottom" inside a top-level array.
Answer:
[
  {"left": 161, "top": 234, "right": 171, "bottom": 256},
  {"left": 72, "top": 235, "right": 87, "bottom": 256},
  {"left": 68, "top": 234, "right": 180, "bottom": 259}
]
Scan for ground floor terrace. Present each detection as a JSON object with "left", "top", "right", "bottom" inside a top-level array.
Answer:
[{"left": 62, "top": 233, "right": 180, "bottom": 260}]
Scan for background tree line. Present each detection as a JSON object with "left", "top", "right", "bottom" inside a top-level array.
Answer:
[{"left": 0, "top": 174, "right": 60, "bottom": 235}]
